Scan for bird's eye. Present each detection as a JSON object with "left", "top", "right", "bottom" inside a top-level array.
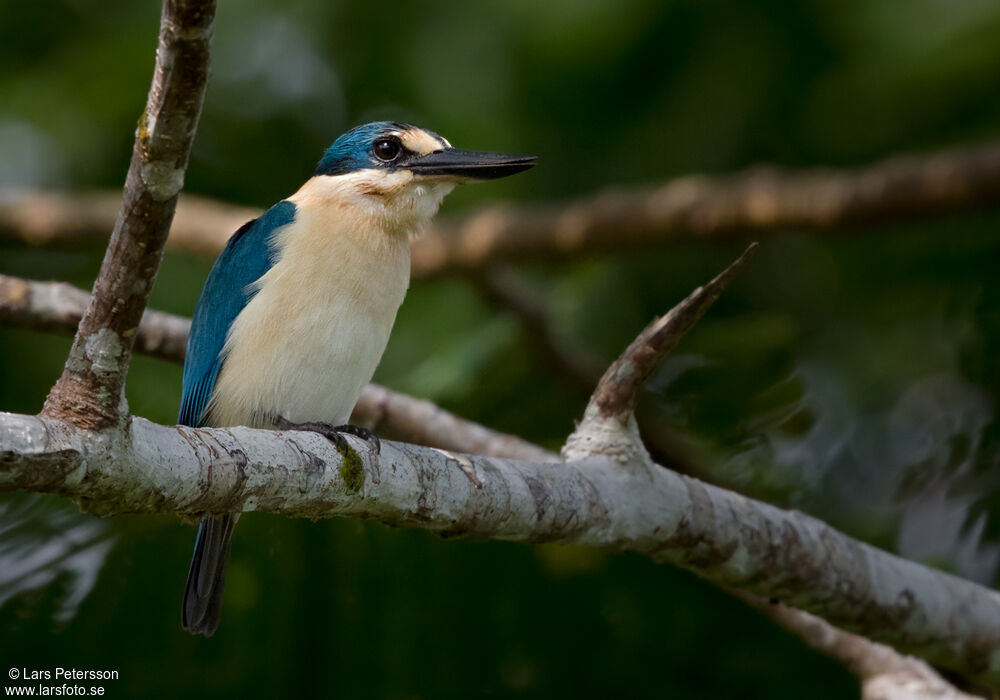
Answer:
[{"left": 373, "top": 138, "right": 402, "bottom": 162}]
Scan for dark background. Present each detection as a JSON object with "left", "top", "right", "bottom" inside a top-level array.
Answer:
[{"left": 2, "top": 0, "right": 999, "bottom": 697}]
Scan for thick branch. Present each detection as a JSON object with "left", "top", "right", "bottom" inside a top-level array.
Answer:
[
  {"left": 0, "top": 277, "right": 980, "bottom": 697},
  {"left": 5, "top": 141, "right": 1000, "bottom": 278},
  {"left": 42, "top": 0, "right": 215, "bottom": 430},
  {"left": 0, "top": 267, "right": 995, "bottom": 689},
  {"left": 1, "top": 412, "right": 999, "bottom": 687},
  {"left": 557, "top": 246, "right": 987, "bottom": 695}
]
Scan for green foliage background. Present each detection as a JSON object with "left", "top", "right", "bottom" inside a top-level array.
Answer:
[{"left": 2, "top": 0, "right": 999, "bottom": 697}]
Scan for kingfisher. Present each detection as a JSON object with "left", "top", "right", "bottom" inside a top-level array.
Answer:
[{"left": 179, "top": 121, "right": 535, "bottom": 636}]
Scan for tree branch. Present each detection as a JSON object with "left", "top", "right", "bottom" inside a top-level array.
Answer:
[
  {"left": 477, "top": 260, "right": 979, "bottom": 699},
  {"left": 3, "top": 253, "right": 1000, "bottom": 687},
  {"left": 351, "top": 383, "right": 556, "bottom": 461},
  {"left": 41, "top": 0, "right": 215, "bottom": 430},
  {"left": 3, "top": 263, "right": 986, "bottom": 698},
  {"left": 0, "top": 275, "right": 981, "bottom": 698},
  {"left": 0, "top": 274, "right": 190, "bottom": 363},
  {"left": 742, "top": 595, "right": 981, "bottom": 700},
  {"left": 0, "top": 189, "right": 258, "bottom": 259},
  {"left": 552, "top": 244, "right": 1000, "bottom": 689},
  {"left": 413, "top": 143, "right": 1000, "bottom": 277},
  {"left": 0, "top": 280, "right": 980, "bottom": 700},
  {"left": 593, "top": 243, "right": 757, "bottom": 425},
  {"left": 1, "top": 409, "right": 998, "bottom": 687},
  {"left": 5, "top": 141, "right": 1000, "bottom": 278}
]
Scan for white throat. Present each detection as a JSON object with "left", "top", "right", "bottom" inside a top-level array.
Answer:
[{"left": 291, "top": 171, "right": 455, "bottom": 240}]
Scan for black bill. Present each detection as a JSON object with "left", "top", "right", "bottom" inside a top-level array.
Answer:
[{"left": 408, "top": 148, "right": 537, "bottom": 180}]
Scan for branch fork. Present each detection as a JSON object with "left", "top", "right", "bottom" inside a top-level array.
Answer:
[{"left": 42, "top": 0, "right": 215, "bottom": 431}]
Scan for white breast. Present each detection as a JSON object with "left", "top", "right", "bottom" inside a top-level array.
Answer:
[{"left": 207, "top": 183, "right": 412, "bottom": 429}]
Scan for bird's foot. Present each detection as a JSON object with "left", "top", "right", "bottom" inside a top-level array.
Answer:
[
  {"left": 275, "top": 418, "right": 381, "bottom": 454},
  {"left": 329, "top": 424, "right": 381, "bottom": 455}
]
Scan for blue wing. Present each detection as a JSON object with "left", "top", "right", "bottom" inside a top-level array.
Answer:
[{"left": 177, "top": 200, "right": 297, "bottom": 427}]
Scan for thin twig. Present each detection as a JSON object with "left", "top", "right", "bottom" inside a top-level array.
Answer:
[
  {"left": 42, "top": 0, "right": 216, "bottom": 430},
  {"left": 476, "top": 266, "right": 604, "bottom": 390},
  {"left": 589, "top": 243, "right": 757, "bottom": 425},
  {"left": 741, "top": 594, "right": 982, "bottom": 700}
]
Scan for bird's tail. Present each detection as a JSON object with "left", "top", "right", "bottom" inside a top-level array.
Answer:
[{"left": 182, "top": 514, "right": 239, "bottom": 637}]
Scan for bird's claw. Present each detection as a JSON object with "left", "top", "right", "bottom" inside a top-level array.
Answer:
[
  {"left": 276, "top": 418, "right": 381, "bottom": 455},
  {"left": 330, "top": 424, "right": 381, "bottom": 455}
]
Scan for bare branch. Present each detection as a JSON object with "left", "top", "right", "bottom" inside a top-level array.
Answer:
[
  {"left": 2, "top": 411, "right": 999, "bottom": 687},
  {"left": 0, "top": 189, "right": 257, "bottom": 256},
  {"left": 476, "top": 266, "right": 605, "bottom": 390},
  {"left": 0, "top": 274, "right": 983, "bottom": 696},
  {"left": 554, "top": 246, "right": 994, "bottom": 695},
  {"left": 0, "top": 274, "right": 190, "bottom": 363},
  {"left": 42, "top": 0, "right": 216, "bottom": 430},
  {"left": 588, "top": 243, "right": 756, "bottom": 427},
  {"left": 0, "top": 289, "right": 981, "bottom": 698},
  {"left": 0, "top": 189, "right": 258, "bottom": 259},
  {"left": 475, "top": 262, "right": 977, "bottom": 697},
  {"left": 0, "top": 189, "right": 123, "bottom": 248},
  {"left": 475, "top": 257, "right": 983, "bottom": 698},
  {"left": 413, "top": 142, "right": 1000, "bottom": 277},
  {"left": 1, "top": 263, "right": 998, "bottom": 688},
  {"left": 743, "top": 595, "right": 981, "bottom": 700},
  {"left": 351, "top": 383, "right": 556, "bottom": 462},
  {"left": 5, "top": 141, "right": 1000, "bottom": 278}
]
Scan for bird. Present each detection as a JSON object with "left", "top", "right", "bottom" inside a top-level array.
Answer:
[{"left": 178, "top": 121, "right": 535, "bottom": 637}]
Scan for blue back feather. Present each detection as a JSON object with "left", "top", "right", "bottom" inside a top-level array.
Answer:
[{"left": 177, "top": 200, "right": 297, "bottom": 427}]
